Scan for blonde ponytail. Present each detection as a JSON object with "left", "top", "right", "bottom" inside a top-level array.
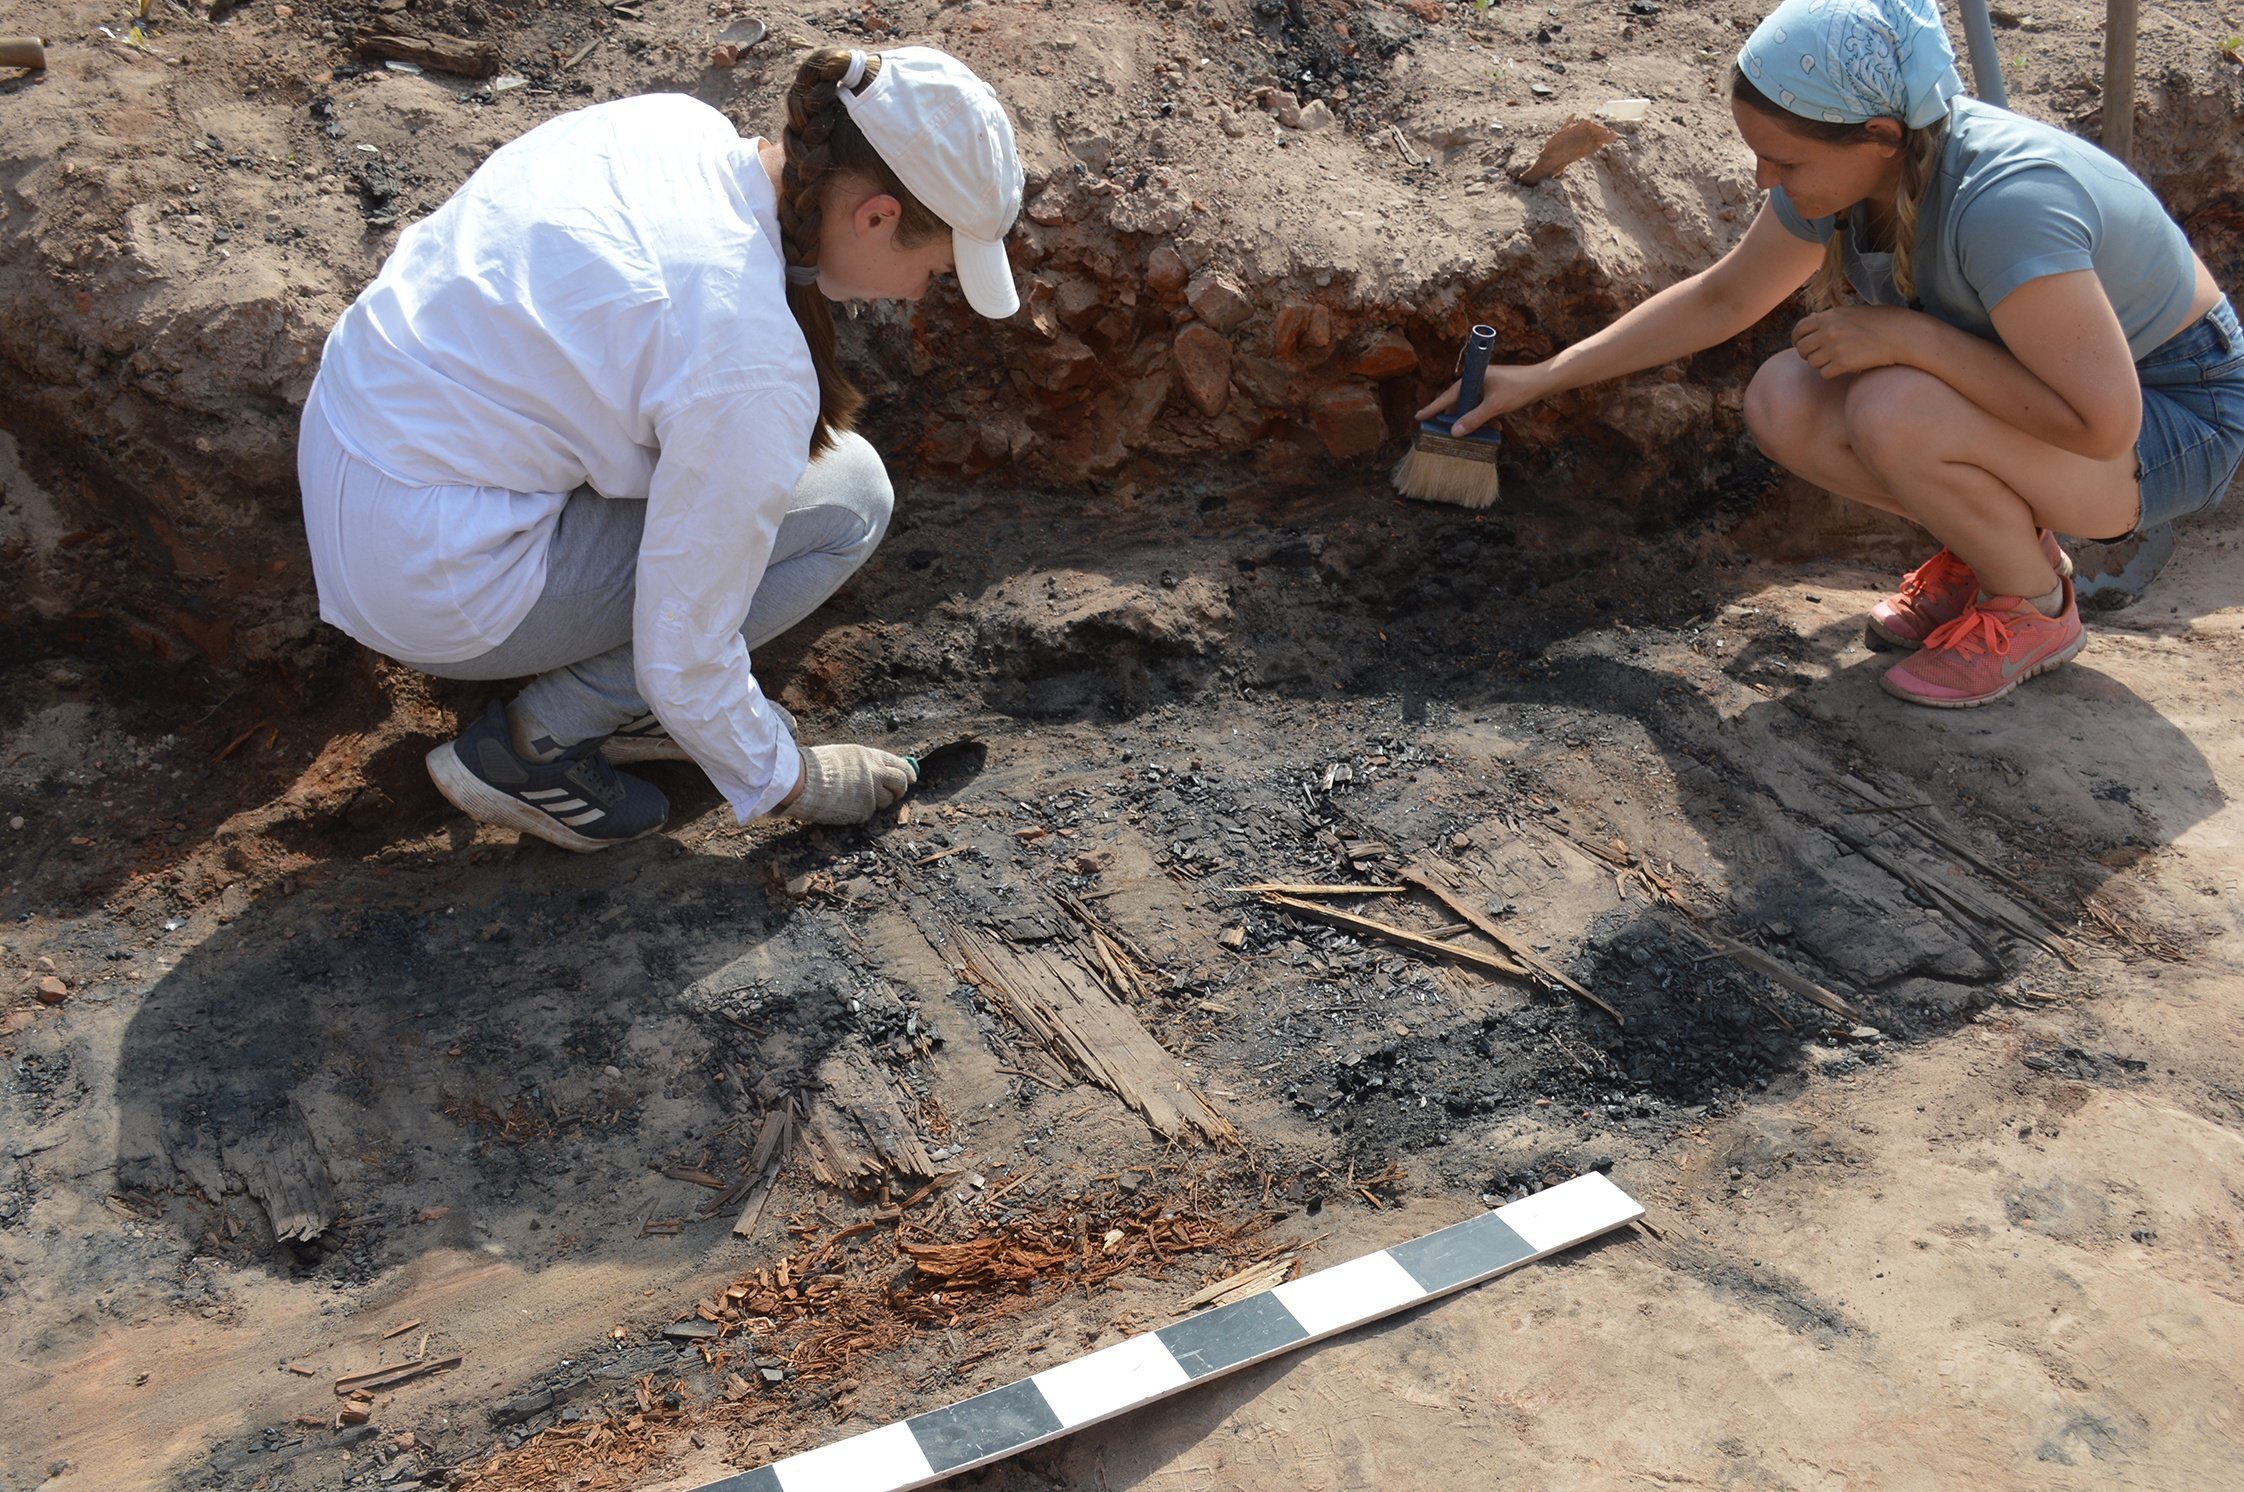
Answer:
[{"left": 1887, "top": 121, "right": 1944, "bottom": 305}]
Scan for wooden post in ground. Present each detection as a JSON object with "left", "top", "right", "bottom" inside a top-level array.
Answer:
[{"left": 2103, "top": 0, "right": 2139, "bottom": 164}]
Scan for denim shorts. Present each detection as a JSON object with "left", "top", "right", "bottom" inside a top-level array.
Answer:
[{"left": 2132, "top": 296, "right": 2244, "bottom": 535}]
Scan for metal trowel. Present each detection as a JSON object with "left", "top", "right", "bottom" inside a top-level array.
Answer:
[{"left": 906, "top": 737, "right": 987, "bottom": 802}]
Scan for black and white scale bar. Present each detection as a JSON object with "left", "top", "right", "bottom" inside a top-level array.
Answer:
[{"left": 693, "top": 1171, "right": 1642, "bottom": 1492}]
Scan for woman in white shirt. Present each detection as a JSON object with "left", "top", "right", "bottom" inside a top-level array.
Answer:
[{"left": 299, "top": 47, "right": 1022, "bottom": 850}]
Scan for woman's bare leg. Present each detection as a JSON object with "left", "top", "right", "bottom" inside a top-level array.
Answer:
[{"left": 1744, "top": 349, "right": 2140, "bottom": 598}]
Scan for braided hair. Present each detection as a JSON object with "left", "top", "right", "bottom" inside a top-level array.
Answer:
[
  {"left": 778, "top": 48, "right": 949, "bottom": 458},
  {"left": 1730, "top": 67, "right": 1948, "bottom": 311}
]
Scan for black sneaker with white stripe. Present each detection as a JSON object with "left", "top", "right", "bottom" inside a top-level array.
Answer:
[{"left": 425, "top": 701, "right": 668, "bottom": 853}]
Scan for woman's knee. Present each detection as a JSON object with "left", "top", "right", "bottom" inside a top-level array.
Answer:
[
  {"left": 1743, "top": 351, "right": 1819, "bottom": 464},
  {"left": 808, "top": 430, "right": 895, "bottom": 552},
  {"left": 1841, "top": 367, "right": 1950, "bottom": 476}
]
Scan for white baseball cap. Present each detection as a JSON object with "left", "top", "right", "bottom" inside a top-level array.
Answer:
[{"left": 841, "top": 46, "right": 1025, "bottom": 319}]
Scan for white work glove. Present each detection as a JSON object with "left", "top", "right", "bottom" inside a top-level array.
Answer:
[{"left": 782, "top": 745, "right": 917, "bottom": 824}]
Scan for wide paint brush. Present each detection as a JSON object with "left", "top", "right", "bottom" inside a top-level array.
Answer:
[{"left": 1391, "top": 323, "right": 1502, "bottom": 510}]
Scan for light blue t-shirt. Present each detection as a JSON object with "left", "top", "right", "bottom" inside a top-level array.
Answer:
[{"left": 1771, "top": 97, "right": 2198, "bottom": 361}]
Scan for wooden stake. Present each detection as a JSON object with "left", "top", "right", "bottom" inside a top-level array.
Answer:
[
  {"left": 1683, "top": 928, "right": 1864, "bottom": 1023},
  {"left": 1261, "top": 893, "right": 1564, "bottom": 995},
  {"left": 2102, "top": 0, "right": 2138, "bottom": 164},
  {"left": 333, "top": 1355, "right": 462, "bottom": 1395},
  {"left": 1394, "top": 869, "right": 1626, "bottom": 1026}
]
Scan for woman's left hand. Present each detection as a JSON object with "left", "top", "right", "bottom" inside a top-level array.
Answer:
[{"left": 1790, "top": 307, "right": 1923, "bottom": 379}]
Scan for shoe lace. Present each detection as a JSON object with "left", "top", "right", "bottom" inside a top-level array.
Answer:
[
  {"left": 1898, "top": 548, "right": 1973, "bottom": 603},
  {"left": 1918, "top": 600, "right": 2017, "bottom": 661},
  {"left": 560, "top": 747, "right": 625, "bottom": 809}
]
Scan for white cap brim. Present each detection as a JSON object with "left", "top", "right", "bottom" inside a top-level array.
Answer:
[{"left": 954, "top": 231, "right": 1018, "bottom": 319}]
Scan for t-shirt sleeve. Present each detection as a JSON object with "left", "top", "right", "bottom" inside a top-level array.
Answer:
[
  {"left": 1768, "top": 186, "right": 1837, "bottom": 245},
  {"left": 1953, "top": 163, "right": 2099, "bottom": 311}
]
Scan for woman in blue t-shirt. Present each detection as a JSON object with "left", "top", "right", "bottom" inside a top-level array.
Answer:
[{"left": 1422, "top": 0, "right": 2243, "bottom": 708}]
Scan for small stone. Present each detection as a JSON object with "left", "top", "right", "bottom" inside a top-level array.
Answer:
[
  {"left": 1296, "top": 99, "right": 1335, "bottom": 131},
  {"left": 1309, "top": 385, "right": 1389, "bottom": 459},
  {"left": 1218, "top": 926, "right": 1246, "bottom": 950},
  {"left": 1024, "top": 334, "right": 1098, "bottom": 393},
  {"left": 1342, "top": 327, "right": 1418, "bottom": 380},
  {"left": 1171, "top": 323, "right": 1234, "bottom": 416},
  {"left": 1145, "top": 243, "right": 1189, "bottom": 297},
  {"left": 37, "top": 976, "right": 70, "bottom": 1005},
  {"left": 1065, "top": 135, "right": 1115, "bottom": 176},
  {"left": 1272, "top": 300, "right": 1332, "bottom": 366},
  {"left": 1026, "top": 189, "right": 1068, "bottom": 227},
  {"left": 1185, "top": 269, "right": 1253, "bottom": 332}
]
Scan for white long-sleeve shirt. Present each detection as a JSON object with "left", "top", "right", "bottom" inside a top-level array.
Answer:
[{"left": 308, "top": 94, "right": 815, "bottom": 820}]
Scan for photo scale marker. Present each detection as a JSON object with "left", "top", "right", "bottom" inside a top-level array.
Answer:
[{"left": 694, "top": 1171, "right": 1643, "bottom": 1492}]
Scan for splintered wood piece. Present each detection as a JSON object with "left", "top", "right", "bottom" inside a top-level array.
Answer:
[
  {"left": 355, "top": 25, "right": 502, "bottom": 77},
  {"left": 799, "top": 1041, "right": 939, "bottom": 1187},
  {"left": 332, "top": 1355, "right": 463, "bottom": 1396},
  {"left": 1396, "top": 868, "right": 1625, "bottom": 1027},
  {"left": 381, "top": 1319, "right": 423, "bottom": 1340},
  {"left": 746, "top": 1100, "right": 795, "bottom": 1176},
  {"left": 937, "top": 917, "right": 1233, "bottom": 1146},
  {"left": 225, "top": 1101, "right": 336, "bottom": 1244},
  {"left": 1175, "top": 1255, "right": 1296, "bottom": 1311},
  {"left": 710, "top": 1098, "right": 797, "bottom": 1233},
  {"left": 731, "top": 1181, "right": 776, "bottom": 1239},
  {"left": 1224, "top": 883, "right": 1408, "bottom": 897},
  {"left": 1514, "top": 117, "right": 1620, "bottom": 185}
]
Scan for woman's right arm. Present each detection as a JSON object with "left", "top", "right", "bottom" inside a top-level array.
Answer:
[{"left": 1434, "top": 205, "right": 1828, "bottom": 435}]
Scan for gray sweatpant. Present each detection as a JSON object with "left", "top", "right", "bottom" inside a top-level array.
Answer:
[{"left": 419, "top": 431, "right": 893, "bottom": 747}]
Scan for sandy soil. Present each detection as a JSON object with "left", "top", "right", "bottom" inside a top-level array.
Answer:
[{"left": 3, "top": 0, "right": 2243, "bottom": 1489}]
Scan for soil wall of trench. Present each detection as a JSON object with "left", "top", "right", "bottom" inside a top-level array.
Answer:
[{"left": 2, "top": 0, "right": 2241, "bottom": 695}]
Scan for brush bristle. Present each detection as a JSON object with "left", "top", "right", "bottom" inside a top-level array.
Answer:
[{"left": 1391, "top": 435, "right": 1501, "bottom": 510}]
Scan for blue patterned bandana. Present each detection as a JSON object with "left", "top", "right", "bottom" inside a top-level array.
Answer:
[{"left": 1738, "top": 0, "right": 1964, "bottom": 129}]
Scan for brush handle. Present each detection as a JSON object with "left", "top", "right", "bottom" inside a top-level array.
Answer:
[
  {"left": 0, "top": 36, "right": 45, "bottom": 70},
  {"left": 1456, "top": 324, "right": 1498, "bottom": 414}
]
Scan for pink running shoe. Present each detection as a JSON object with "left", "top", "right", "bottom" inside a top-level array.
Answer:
[
  {"left": 1878, "top": 577, "right": 2086, "bottom": 708},
  {"left": 1865, "top": 531, "right": 2073, "bottom": 651}
]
